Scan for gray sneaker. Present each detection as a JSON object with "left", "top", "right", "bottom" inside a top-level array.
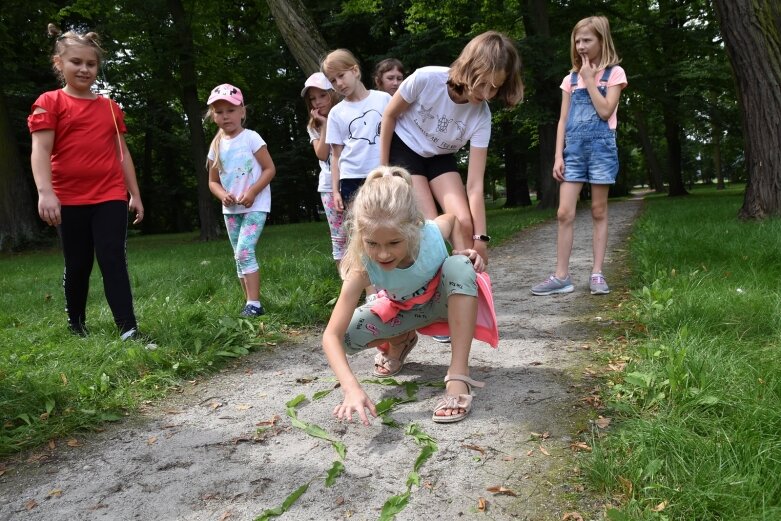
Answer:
[
  {"left": 531, "top": 275, "right": 574, "bottom": 296},
  {"left": 589, "top": 273, "right": 610, "bottom": 295}
]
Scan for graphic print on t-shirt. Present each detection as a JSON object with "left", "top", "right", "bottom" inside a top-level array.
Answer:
[
  {"left": 413, "top": 105, "right": 468, "bottom": 152},
  {"left": 347, "top": 109, "right": 383, "bottom": 145}
]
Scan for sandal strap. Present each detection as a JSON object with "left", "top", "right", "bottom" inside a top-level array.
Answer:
[
  {"left": 433, "top": 393, "right": 473, "bottom": 413},
  {"left": 444, "top": 374, "right": 485, "bottom": 391}
]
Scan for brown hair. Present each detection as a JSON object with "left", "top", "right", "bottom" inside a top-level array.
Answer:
[
  {"left": 340, "top": 166, "right": 424, "bottom": 278},
  {"left": 47, "top": 24, "right": 104, "bottom": 83},
  {"left": 372, "top": 58, "right": 405, "bottom": 90},
  {"left": 448, "top": 31, "right": 524, "bottom": 107},
  {"left": 569, "top": 16, "right": 621, "bottom": 71}
]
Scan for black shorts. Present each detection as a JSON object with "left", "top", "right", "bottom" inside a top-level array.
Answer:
[
  {"left": 339, "top": 177, "right": 365, "bottom": 206},
  {"left": 389, "top": 133, "right": 458, "bottom": 181}
]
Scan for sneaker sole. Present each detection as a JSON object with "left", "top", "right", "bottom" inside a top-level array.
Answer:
[
  {"left": 590, "top": 288, "right": 610, "bottom": 295},
  {"left": 531, "top": 285, "right": 575, "bottom": 296}
]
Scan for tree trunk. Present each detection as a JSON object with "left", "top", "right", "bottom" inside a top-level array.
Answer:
[
  {"left": 522, "top": 0, "right": 559, "bottom": 209},
  {"left": 712, "top": 0, "right": 781, "bottom": 218},
  {"left": 0, "top": 90, "right": 37, "bottom": 251},
  {"left": 663, "top": 109, "right": 687, "bottom": 196},
  {"left": 168, "top": 0, "right": 218, "bottom": 240},
  {"left": 266, "top": 0, "right": 329, "bottom": 76},
  {"left": 712, "top": 115, "right": 725, "bottom": 190},
  {"left": 632, "top": 108, "right": 666, "bottom": 193},
  {"left": 502, "top": 119, "right": 531, "bottom": 207}
]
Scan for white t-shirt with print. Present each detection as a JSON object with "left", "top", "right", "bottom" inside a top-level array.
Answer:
[
  {"left": 307, "top": 126, "right": 332, "bottom": 193},
  {"left": 325, "top": 89, "right": 391, "bottom": 179},
  {"left": 395, "top": 66, "right": 492, "bottom": 158},
  {"left": 207, "top": 129, "right": 271, "bottom": 214}
]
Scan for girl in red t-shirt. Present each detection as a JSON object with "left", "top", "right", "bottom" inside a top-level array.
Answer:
[{"left": 28, "top": 25, "right": 146, "bottom": 341}]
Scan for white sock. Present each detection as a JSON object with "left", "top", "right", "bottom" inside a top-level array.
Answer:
[
  {"left": 120, "top": 328, "right": 136, "bottom": 341},
  {"left": 246, "top": 300, "right": 260, "bottom": 308}
]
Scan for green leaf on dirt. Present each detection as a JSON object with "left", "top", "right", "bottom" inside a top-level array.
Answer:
[
  {"left": 413, "top": 444, "right": 437, "bottom": 472},
  {"left": 285, "top": 394, "right": 306, "bottom": 408},
  {"left": 406, "top": 471, "right": 420, "bottom": 488},
  {"left": 378, "top": 491, "right": 411, "bottom": 521},
  {"left": 285, "top": 396, "right": 346, "bottom": 460},
  {"left": 254, "top": 483, "right": 309, "bottom": 521},
  {"left": 325, "top": 460, "right": 345, "bottom": 487},
  {"left": 312, "top": 389, "right": 333, "bottom": 400}
]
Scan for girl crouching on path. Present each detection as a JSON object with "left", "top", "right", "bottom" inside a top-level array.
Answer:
[{"left": 322, "top": 166, "right": 488, "bottom": 425}]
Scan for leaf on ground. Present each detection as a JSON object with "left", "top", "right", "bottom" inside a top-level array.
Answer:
[
  {"left": 502, "top": 455, "right": 515, "bottom": 461},
  {"left": 218, "top": 511, "right": 232, "bottom": 520},
  {"left": 147, "top": 436, "right": 157, "bottom": 445},
  {"left": 652, "top": 501, "right": 668, "bottom": 512},
  {"left": 295, "top": 376, "right": 317, "bottom": 384},
  {"left": 530, "top": 431, "right": 550, "bottom": 440},
  {"left": 477, "top": 497, "right": 487, "bottom": 512},
  {"left": 562, "top": 512, "right": 584, "bottom": 521},
  {"left": 209, "top": 401, "right": 224, "bottom": 410},
  {"left": 256, "top": 415, "right": 280, "bottom": 427},
  {"left": 59, "top": 372, "right": 68, "bottom": 385},
  {"left": 486, "top": 486, "right": 517, "bottom": 496},
  {"left": 527, "top": 449, "right": 534, "bottom": 457},
  {"left": 595, "top": 417, "right": 612, "bottom": 429},
  {"left": 570, "top": 442, "right": 592, "bottom": 452},
  {"left": 234, "top": 403, "right": 252, "bottom": 411},
  {"left": 48, "top": 489, "right": 63, "bottom": 497},
  {"left": 617, "top": 476, "right": 633, "bottom": 497},
  {"left": 25, "top": 499, "right": 38, "bottom": 510},
  {"left": 66, "top": 438, "right": 81, "bottom": 447},
  {"left": 378, "top": 492, "right": 410, "bottom": 521},
  {"left": 325, "top": 461, "right": 345, "bottom": 487},
  {"left": 48, "top": 439, "right": 56, "bottom": 450},
  {"left": 539, "top": 445, "right": 550, "bottom": 456},
  {"left": 462, "top": 443, "right": 486, "bottom": 454}
]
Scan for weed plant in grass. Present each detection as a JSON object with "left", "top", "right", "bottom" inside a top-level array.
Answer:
[
  {"left": 586, "top": 187, "right": 781, "bottom": 520},
  {"left": 0, "top": 205, "right": 549, "bottom": 456}
]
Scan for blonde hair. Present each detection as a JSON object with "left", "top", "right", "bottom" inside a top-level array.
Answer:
[
  {"left": 48, "top": 23, "right": 104, "bottom": 83},
  {"left": 304, "top": 88, "right": 341, "bottom": 132},
  {"left": 373, "top": 58, "right": 404, "bottom": 90},
  {"left": 448, "top": 31, "right": 524, "bottom": 107},
  {"left": 340, "top": 166, "right": 424, "bottom": 278},
  {"left": 204, "top": 103, "right": 246, "bottom": 173},
  {"left": 569, "top": 16, "right": 621, "bottom": 71},
  {"left": 321, "top": 49, "right": 362, "bottom": 81}
]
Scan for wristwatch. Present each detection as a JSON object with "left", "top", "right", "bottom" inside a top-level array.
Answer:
[{"left": 472, "top": 234, "right": 491, "bottom": 242}]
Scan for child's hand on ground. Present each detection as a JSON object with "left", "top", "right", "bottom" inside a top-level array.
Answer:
[
  {"left": 453, "top": 248, "right": 485, "bottom": 273},
  {"left": 333, "top": 388, "right": 377, "bottom": 426}
]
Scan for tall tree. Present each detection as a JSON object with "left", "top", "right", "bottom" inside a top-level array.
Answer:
[
  {"left": 266, "top": 0, "right": 328, "bottom": 75},
  {"left": 712, "top": 0, "right": 781, "bottom": 219}
]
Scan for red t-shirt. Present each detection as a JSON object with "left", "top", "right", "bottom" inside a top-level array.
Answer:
[{"left": 27, "top": 90, "right": 129, "bottom": 205}]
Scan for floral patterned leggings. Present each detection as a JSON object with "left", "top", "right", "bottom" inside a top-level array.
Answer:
[
  {"left": 320, "top": 192, "right": 347, "bottom": 260},
  {"left": 224, "top": 211, "right": 267, "bottom": 277}
]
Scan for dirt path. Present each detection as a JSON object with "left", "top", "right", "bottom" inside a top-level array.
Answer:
[{"left": 0, "top": 200, "right": 641, "bottom": 521}]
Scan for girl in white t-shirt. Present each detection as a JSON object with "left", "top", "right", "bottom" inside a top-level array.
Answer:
[
  {"left": 322, "top": 49, "right": 392, "bottom": 213},
  {"left": 380, "top": 31, "right": 524, "bottom": 264},
  {"left": 206, "top": 83, "right": 276, "bottom": 317},
  {"left": 302, "top": 72, "right": 346, "bottom": 268}
]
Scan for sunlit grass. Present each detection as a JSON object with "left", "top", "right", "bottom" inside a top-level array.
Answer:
[{"left": 584, "top": 186, "right": 781, "bottom": 520}]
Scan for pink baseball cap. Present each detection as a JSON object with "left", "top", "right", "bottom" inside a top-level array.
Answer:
[
  {"left": 301, "top": 72, "right": 333, "bottom": 97},
  {"left": 207, "top": 83, "right": 243, "bottom": 106}
]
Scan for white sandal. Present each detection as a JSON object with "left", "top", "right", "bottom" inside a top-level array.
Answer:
[
  {"left": 372, "top": 332, "right": 418, "bottom": 377},
  {"left": 432, "top": 374, "right": 485, "bottom": 423}
]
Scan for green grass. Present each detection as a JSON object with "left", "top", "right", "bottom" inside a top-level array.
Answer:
[
  {"left": 0, "top": 204, "right": 550, "bottom": 456},
  {"left": 584, "top": 186, "right": 781, "bottom": 520}
]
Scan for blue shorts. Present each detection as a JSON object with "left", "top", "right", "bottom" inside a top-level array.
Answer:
[{"left": 562, "top": 132, "right": 619, "bottom": 184}]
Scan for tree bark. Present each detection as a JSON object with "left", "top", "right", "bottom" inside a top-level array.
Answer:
[
  {"left": 0, "top": 90, "right": 37, "bottom": 251},
  {"left": 632, "top": 108, "right": 666, "bottom": 193},
  {"left": 168, "top": 0, "right": 218, "bottom": 240},
  {"left": 712, "top": 0, "right": 781, "bottom": 218},
  {"left": 266, "top": 0, "right": 329, "bottom": 75},
  {"left": 502, "top": 119, "right": 531, "bottom": 207}
]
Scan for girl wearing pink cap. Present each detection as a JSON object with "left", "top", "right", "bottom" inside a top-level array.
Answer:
[
  {"left": 302, "top": 72, "right": 346, "bottom": 269},
  {"left": 206, "top": 83, "right": 276, "bottom": 317}
]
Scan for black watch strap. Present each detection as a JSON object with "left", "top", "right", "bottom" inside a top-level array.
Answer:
[{"left": 472, "top": 234, "right": 491, "bottom": 242}]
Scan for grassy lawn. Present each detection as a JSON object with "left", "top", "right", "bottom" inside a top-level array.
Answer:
[
  {"left": 585, "top": 186, "right": 781, "bottom": 520},
  {"left": 0, "top": 203, "right": 552, "bottom": 456}
]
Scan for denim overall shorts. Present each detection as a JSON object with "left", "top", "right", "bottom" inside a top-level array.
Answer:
[{"left": 562, "top": 67, "right": 619, "bottom": 184}]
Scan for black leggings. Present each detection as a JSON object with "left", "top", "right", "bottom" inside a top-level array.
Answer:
[{"left": 59, "top": 201, "right": 137, "bottom": 334}]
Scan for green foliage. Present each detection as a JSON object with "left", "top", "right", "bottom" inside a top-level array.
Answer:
[{"left": 585, "top": 187, "right": 781, "bottom": 519}]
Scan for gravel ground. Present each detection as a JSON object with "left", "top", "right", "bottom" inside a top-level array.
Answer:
[{"left": 0, "top": 199, "right": 641, "bottom": 521}]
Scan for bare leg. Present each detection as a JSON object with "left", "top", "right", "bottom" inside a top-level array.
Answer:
[
  {"left": 435, "top": 293, "right": 477, "bottom": 418},
  {"left": 429, "top": 172, "right": 473, "bottom": 246},
  {"left": 411, "top": 175, "right": 439, "bottom": 219},
  {"left": 555, "top": 182, "right": 584, "bottom": 279},
  {"left": 590, "top": 184, "right": 610, "bottom": 274},
  {"left": 243, "top": 271, "right": 260, "bottom": 301}
]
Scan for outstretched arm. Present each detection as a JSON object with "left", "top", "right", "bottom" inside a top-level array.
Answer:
[
  {"left": 465, "top": 146, "right": 489, "bottom": 263},
  {"left": 322, "top": 270, "right": 377, "bottom": 425},
  {"left": 379, "top": 92, "right": 411, "bottom": 165}
]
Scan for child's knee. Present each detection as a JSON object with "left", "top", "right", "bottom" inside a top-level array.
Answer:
[{"left": 442, "top": 255, "right": 477, "bottom": 296}]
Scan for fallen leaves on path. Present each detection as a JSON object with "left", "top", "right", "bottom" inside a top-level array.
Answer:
[
  {"left": 652, "top": 500, "right": 668, "bottom": 512},
  {"left": 486, "top": 486, "right": 517, "bottom": 497},
  {"left": 539, "top": 445, "right": 550, "bottom": 456},
  {"left": 25, "top": 499, "right": 38, "bottom": 510},
  {"left": 66, "top": 438, "right": 81, "bottom": 447},
  {"left": 218, "top": 510, "right": 233, "bottom": 520},
  {"left": 570, "top": 442, "right": 592, "bottom": 452},
  {"left": 462, "top": 443, "right": 486, "bottom": 455},
  {"left": 594, "top": 417, "right": 612, "bottom": 429},
  {"left": 48, "top": 489, "right": 63, "bottom": 498},
  {"left": 256, "top": 414, "right": 281, "bottom": 427},
  {"left": 147, "top": 436, "right": 157, "bottom": 445},
  {"left": 477, "top": 497, "right": 487, "bottom": 511}
]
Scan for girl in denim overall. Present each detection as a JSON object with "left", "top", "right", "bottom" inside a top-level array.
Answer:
[{"left": 531, "top": 16, "right": 627, "bottom": 297}]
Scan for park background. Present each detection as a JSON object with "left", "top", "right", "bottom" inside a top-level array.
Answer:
[{"left": 1, "top": 1, "right": 780, "bottom": 520}]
